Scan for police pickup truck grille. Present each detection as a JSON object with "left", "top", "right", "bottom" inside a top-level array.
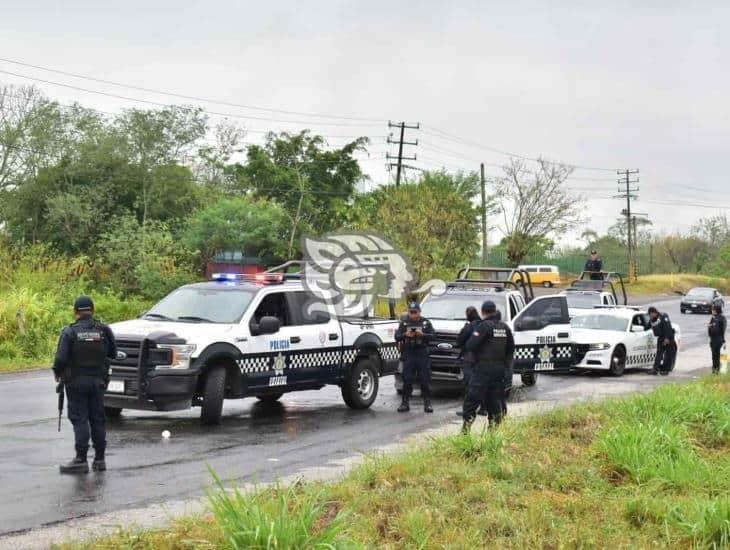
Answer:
[
  {"left": 430, "top": 332, "right": 462, "bottom": 374},
  {"left": 109, "top": 338, "right": 143, "bottom": 396}
]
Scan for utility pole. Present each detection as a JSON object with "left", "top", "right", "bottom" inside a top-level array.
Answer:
[
  {"left": 630, "top": 212, "right": 649, "bottom": 275},
  {"left": 480, "top": 163, "right": 488, "bottom": 264},
  {"left": 616, "top": 169, "right": 640, "bottom": 282},
  {"left": 387, "top": 121, "right": 419, "bottom": 186}
]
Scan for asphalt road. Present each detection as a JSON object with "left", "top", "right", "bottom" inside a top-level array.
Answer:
[{"left": 0, "top": 296, "right": 713, "bottom": 536}]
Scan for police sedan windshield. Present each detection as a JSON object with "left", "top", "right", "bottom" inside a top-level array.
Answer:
[
  {"left": 420, "top": 294, "right": 507, "bottom": 320},
  {"left": 571, "top": 314, "right": 628, "bottom": 332},
  {"left": 144, "top": 286, "right": 256, "bottom": 324}
]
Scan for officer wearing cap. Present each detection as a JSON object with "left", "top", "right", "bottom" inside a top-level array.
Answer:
[
  {"left": 461, "top": 300, "right": 514, "bottom": 432},
  {"left": 53, "top": 296, "right": 117, "bottom": 474},
  {"left": 648, "top": 306, "right": 676, "bottom": 376},
  {"left": 585, "top": 250, "right": 603, "bottom": 280},
  {"left": 395, "top": 302, "right": 435, "bottom": 413}
]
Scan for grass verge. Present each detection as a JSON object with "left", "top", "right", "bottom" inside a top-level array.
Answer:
[
  {"left": 61, "top": 374, "right": 729, "bottom": 549},
  {"left": 628, "top": 273, "right": 730, "bottom": 296}
]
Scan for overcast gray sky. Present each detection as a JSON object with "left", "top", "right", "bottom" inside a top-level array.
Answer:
[{"left": 2, "top": 1, "right": 728, "bottom": 245}]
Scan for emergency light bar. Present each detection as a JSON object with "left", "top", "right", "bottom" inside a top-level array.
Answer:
[{"left": 210, "top": 273, "right": 285, "bottom": 284}]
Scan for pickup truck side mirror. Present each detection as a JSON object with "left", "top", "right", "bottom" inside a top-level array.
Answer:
[
  {"left": 250, "top": 316, "right": 281, "bottom": 336},
  {"left": 515, "top": 316, "right": 543, "bottom": 332}
]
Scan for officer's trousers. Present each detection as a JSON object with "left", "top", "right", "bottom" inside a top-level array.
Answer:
[
  {"left": 402, "top": 353, "right": 432, "bottom": 399},
  {"left": 66, "top": 375, "right": 106, "bottom": 457},
  {"left": 710, "top": 340, "right": 723, "bottom": 373},
  {"left": 462, "top": 362, "right": 505, "bottom": 426},
  {"left": 653, "top": 340, "right": 677, "bottom": 373}
]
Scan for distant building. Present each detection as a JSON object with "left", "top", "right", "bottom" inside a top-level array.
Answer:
[{"left": 205, "top": 251, "right": 266, "bottom": 278}]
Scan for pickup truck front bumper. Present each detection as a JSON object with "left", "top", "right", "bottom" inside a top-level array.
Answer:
[{"left": 104, "top": 335, "right": 199, "bottom": 411}]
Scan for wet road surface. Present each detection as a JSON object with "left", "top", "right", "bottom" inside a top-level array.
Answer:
[{"left": 0, "top": 296, "right": 712, "bottom": 536}]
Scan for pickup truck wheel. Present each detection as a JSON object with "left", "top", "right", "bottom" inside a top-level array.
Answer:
[
  {"left": 609, "top": 346, "right": 626, "bottom": 377},
  {"left": 521, "top": 372, "right": 538, "bottom": 387},
  {"left": 342, "top": 359, "right": 379, "bottom": 409},
  {"left": 104, "top": 406, "right": 122, "bottom": 418},
  {"left": 201, "top": 367, "right": 226, "bottom": 425},
  {"left": 256, "top": 393, "right": 283, "bottom": 403}
]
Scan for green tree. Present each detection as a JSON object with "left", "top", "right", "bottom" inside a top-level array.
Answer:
[
  {"left": 231, "top": 131, "right": 368, "bottom": 256},
  {"left": 182, "top": 196, "right": 290, "bottom": 267},
  {"left": 350, "top": 175, "right": 479, "bottom": 281}
]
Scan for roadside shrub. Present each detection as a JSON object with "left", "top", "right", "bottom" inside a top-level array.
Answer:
[{"left": 208, "top": 471, "right": 349, "bottom": 549}]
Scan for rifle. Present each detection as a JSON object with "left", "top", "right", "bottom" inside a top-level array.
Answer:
[{"left": 56, "top": 381, "right": 64, "bottom": 432}]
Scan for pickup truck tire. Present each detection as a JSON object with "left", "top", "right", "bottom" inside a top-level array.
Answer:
[
  {"left": 104, "top": 406, "right": 122, "bottom": 418},
  {"left": 256, "top": 393, "right": 283, "bottom": 403},
  {"left": 521, "top": 372, "right": 538, "bottom": 387},
  {"left": 342, "top": 359, "right": 379, "bottom": 409},
  {"left": 609, "top": 346, "right": 626, "bottom": 377},
  {"left": 201, "top": 366, "right": 226, "bottom": 425}
]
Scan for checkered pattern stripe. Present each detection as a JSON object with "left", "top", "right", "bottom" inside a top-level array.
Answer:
[
  {"left": 289, "top": 349, "right": 341, "bottom": 369},
  {"left": 236, "top": 343, "right": 400, "bottom": 374},
  {"left": 628, "top": 352, "right": 656, "bottom": 366},
  {"left": 513, "top": 345, "right": 573, "bottom": 361}
]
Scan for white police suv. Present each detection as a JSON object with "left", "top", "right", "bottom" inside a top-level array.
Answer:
[{"left": 103, "top": 272, "right": 400, "bottom": 424}]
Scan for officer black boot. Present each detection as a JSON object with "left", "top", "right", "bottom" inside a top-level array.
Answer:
[
  {"left": 92, "top": 451, "right": 106, "bottom": 472},
  {"left": 59, "top": 453, "right": 89, "bottom": 475},
  {"left": 423, "top": 398, "right": 433, "bottom": 414},
  {"left": 398, "top": 394, "right": 410, "bottom": 413},
  {"left": 461, "top": 415, "right": 474, "bottom": 435}
]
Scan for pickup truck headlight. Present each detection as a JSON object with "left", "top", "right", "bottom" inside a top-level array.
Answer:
[
  {"left": 588, "top": 343, "right": 611, "bottom": 351},
  {"left": 155, "top": 344, "right": 197, "bottom": 369}
]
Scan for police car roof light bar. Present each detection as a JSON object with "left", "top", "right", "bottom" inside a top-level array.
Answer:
[{"left": 211, "top": 272, "right": 285, "bottom": 284}]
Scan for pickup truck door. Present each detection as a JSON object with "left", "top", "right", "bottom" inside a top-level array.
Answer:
[{"left": 511, "top": 295, "right": 573, "bottom": 373}]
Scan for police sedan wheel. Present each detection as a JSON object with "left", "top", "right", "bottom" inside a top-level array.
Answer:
[{"left": 609, "top": 347, "right": 626, "bottom": 377}]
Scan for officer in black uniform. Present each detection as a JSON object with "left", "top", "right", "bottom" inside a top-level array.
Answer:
[
  {"left": 708, "top": 304, "right": 726, "bottom": 374},
  {"left": 53, "top": 296, "right": 117, "bottom": 474},
  {"left": 461, "top": 300, "right": 514, "bottom": 433},
  {"left": 395, "top": 302, "right": 435, "bottom": 413},
  {"left": 584, "top": 250, "right": 603, "bottom": 280},
  {"left": 456, "top": 306, "right": 487, "bottom": 415},
  {"left": 648, "top": 306, "right": 676, "bottom": 376}
]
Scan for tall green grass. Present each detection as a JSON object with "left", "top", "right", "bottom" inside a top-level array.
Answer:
[{"left": 207, "top": 470, "right": 350, "bottom": 549}]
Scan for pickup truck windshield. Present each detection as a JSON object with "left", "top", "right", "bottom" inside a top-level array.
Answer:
[
  {"left": 144, "top": 287, "right": 256, "bottom": 324},
  {"left": 420, "top": 294, "right": 507, "bottom": 320},
  {"left": 571, "top": 314, "right": 628, "bottom": 332},
  {"left": 565, "top": 292, "right": 601, "bottom": 309}
]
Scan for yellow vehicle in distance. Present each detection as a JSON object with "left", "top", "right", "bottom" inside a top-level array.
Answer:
[{"left": 515, "top": 265, "right": 562, "bottom": 288}]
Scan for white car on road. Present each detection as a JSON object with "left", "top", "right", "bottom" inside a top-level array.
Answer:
[{"left": 572, "top": 307, "right": 681, "bottom": 376}]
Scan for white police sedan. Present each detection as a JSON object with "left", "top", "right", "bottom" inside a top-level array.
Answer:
[{"left": 571, "top": 307, "right": 681, "bottom": 376}]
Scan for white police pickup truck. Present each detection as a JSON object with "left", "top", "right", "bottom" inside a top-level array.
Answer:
[
  {"left": 395, "top": 267, "right": 574, "bottom": 392},
  {"left": 103, "top": 272, "right": 400, "bottom": 424}
]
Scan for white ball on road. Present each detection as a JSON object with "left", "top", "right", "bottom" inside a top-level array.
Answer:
[{"left": 162, "top": 430, "right": 171, "bottom": 439}]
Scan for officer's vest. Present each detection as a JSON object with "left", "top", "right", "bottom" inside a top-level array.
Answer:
[
  {"left": 69, "top": 322, "right": 107, "bottom": 376},
  {"left": 474, "top": 320, "right": 509, "bottom": 366}
]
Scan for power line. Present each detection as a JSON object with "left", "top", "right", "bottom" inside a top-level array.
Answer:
[
  {"left": 423, "top": 125, "right": 618, "bottom": 172},
  {"left": 0, "top": 56, "right": 384, "bottom": 123},
  {"left": 0, "top": 68, "right": 381, "bottom": 127}
]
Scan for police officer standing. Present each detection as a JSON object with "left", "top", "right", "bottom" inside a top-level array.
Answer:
[
  {"left": 708, "top": 304, "right": 726, "bottom": 374},
  {"left": 461, "top": 301, "right": 514, "bottom": 433},
  {"left": 396, "top": 302, "right": 435, "bottom": 413},
  {"left": 584, "top": 250, "right": 603, "bottom": 280},
  {"left": 53, "top": 296, "right": 117, "bottom": 474},
  {"left": 648, "top": 306, "right": 676, "bottom": 376},
  {"left": 456, "top": 306, "right": 487, "bottom": 415}
]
